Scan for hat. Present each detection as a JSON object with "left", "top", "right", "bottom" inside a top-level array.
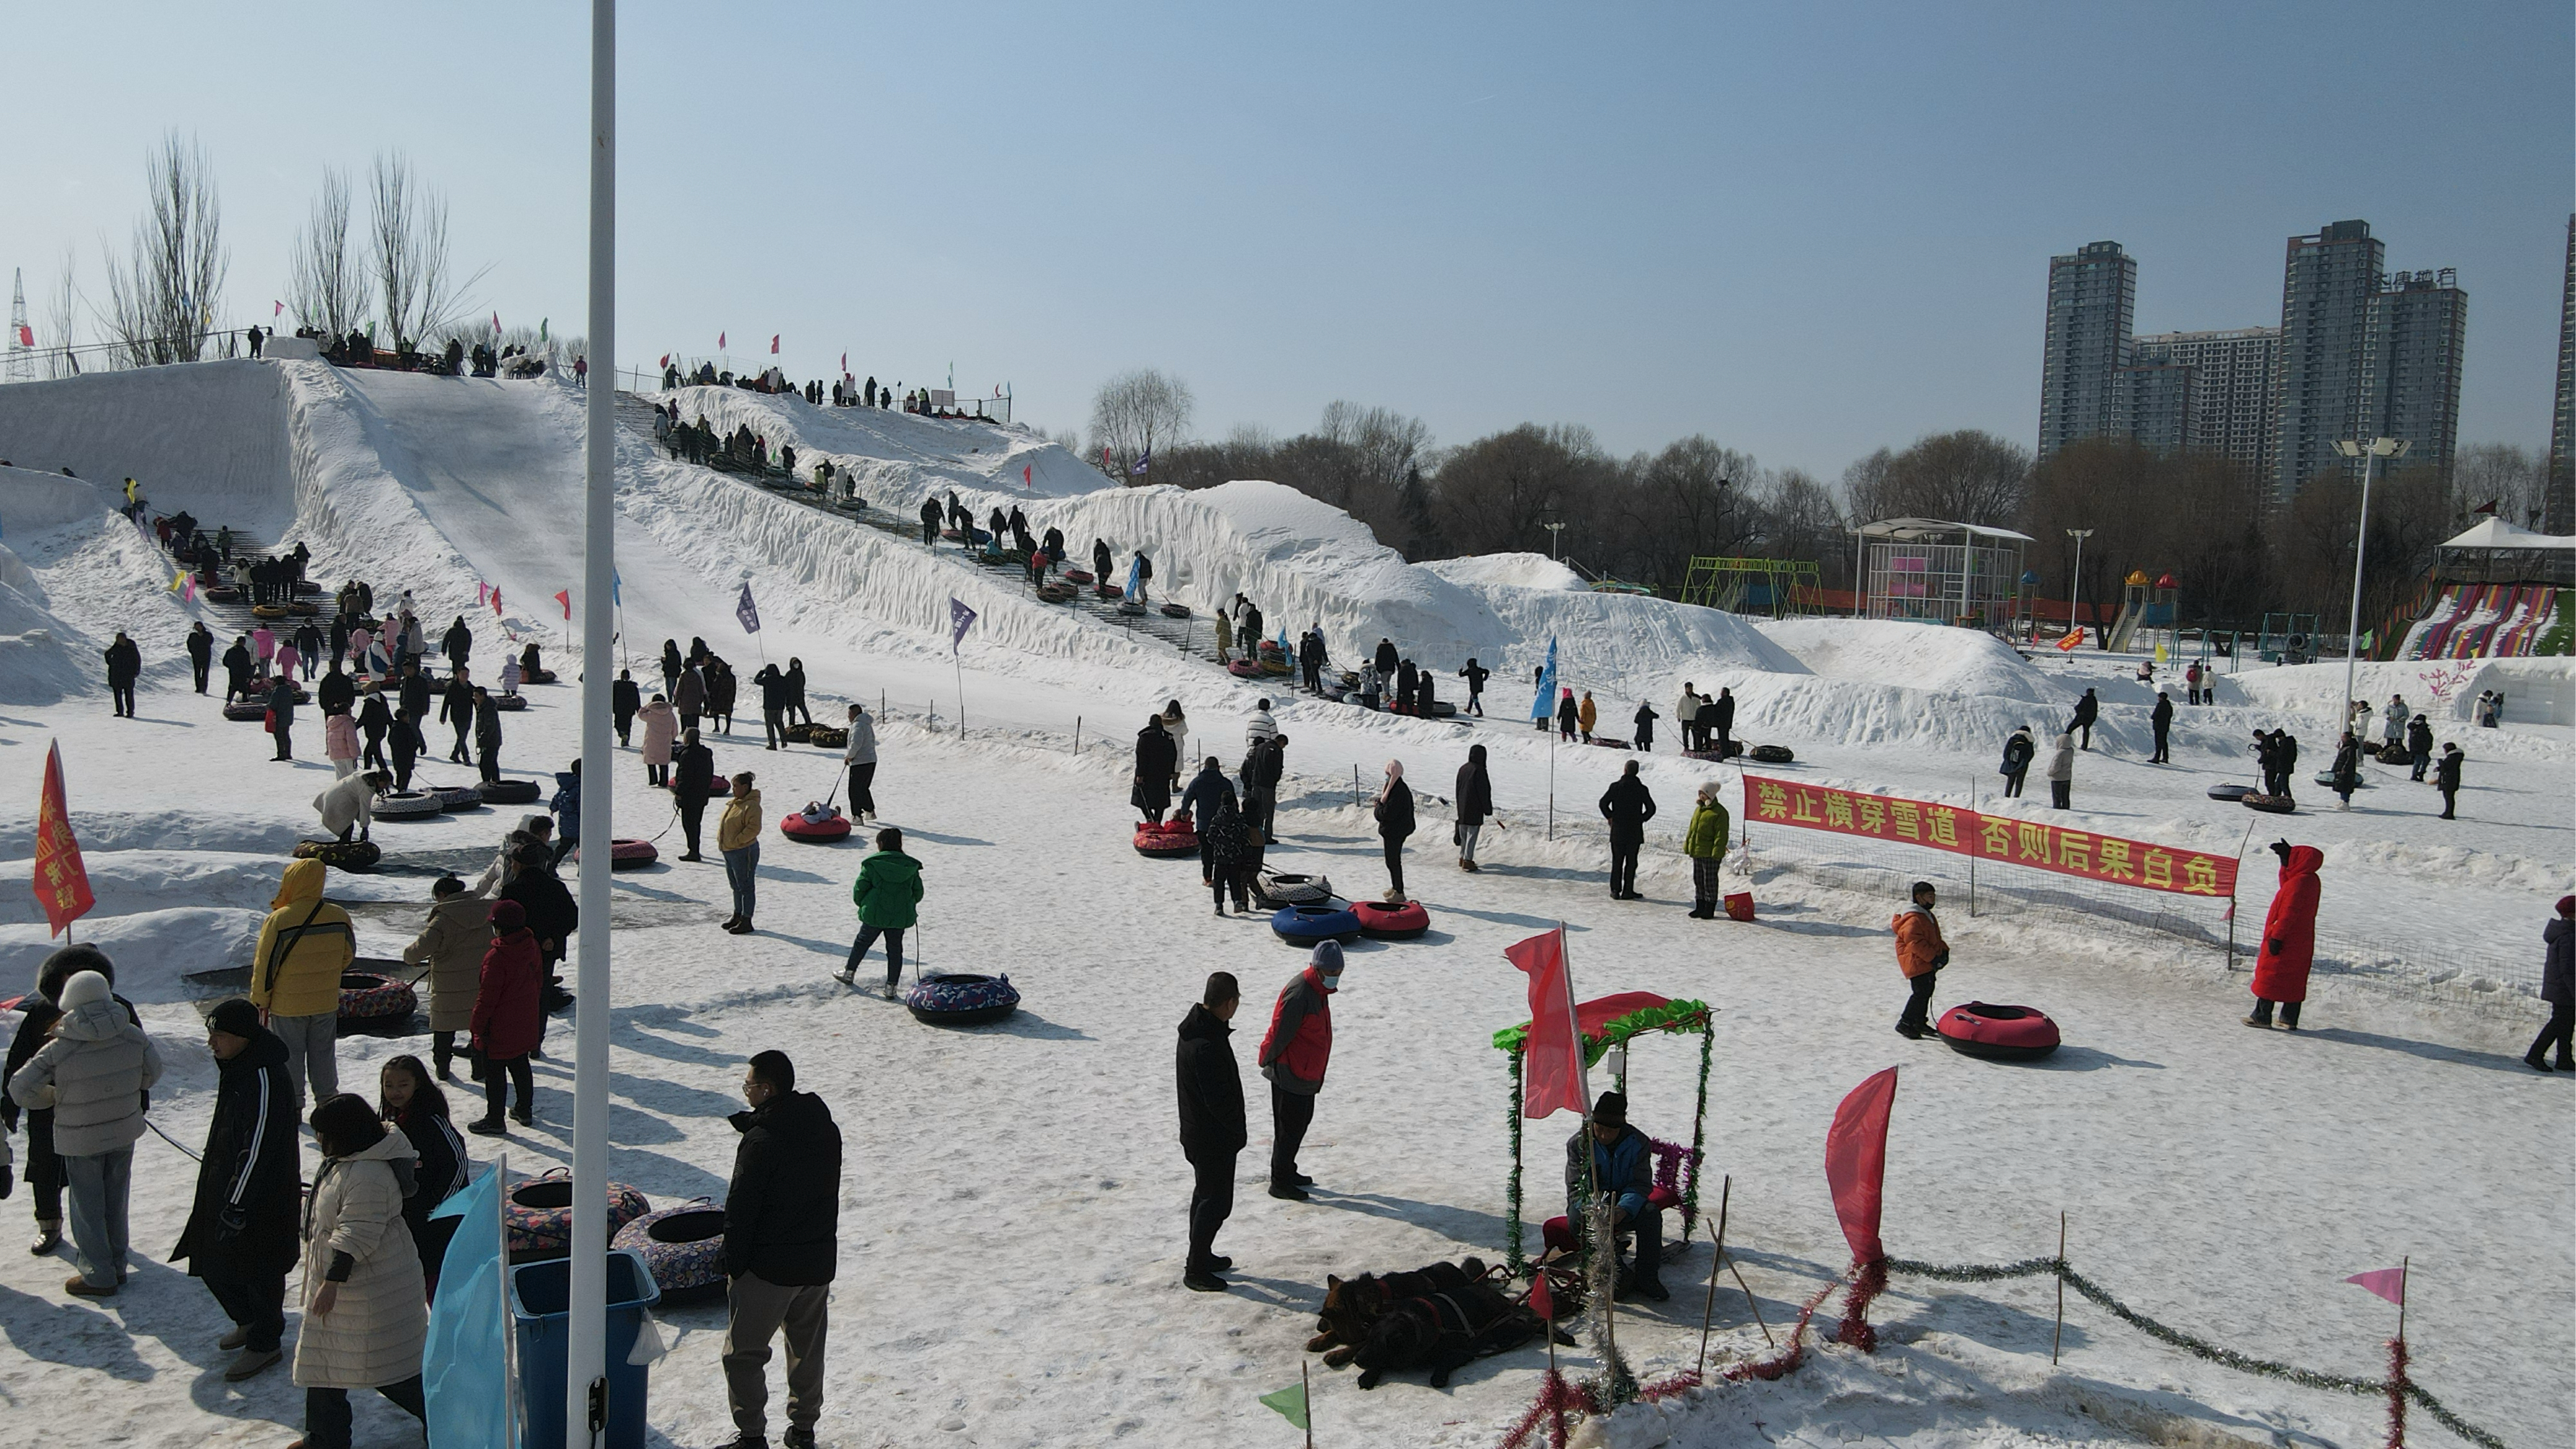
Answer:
[
  {"left": 1308, "top": 940, "right": 1345, "bottom": 973},
  {"left": 207, "top": 998, "right": 261, "bottom": 1039},
  {"left": 1592, "top": 1091, "right": 1628, "bottom": 1125},
  {"left": 2559, "top": 895, "right": 2573, "bottom": 918},
  {"left": 490, "top": 898, "right": 527, "bottom": 932},
  {"left": 59, "top": 970, "right": 110, "bottom": 1011}
]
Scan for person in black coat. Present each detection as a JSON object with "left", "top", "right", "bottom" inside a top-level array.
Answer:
[
  {"left": 1132, "top": 719, "right": 1178, "bottom": 824},
  {"left": 172, "top": 998, "right": 301, "bottom": 1380},
  {"left": 472, "top": 687, "right": 505, "bottom": 782},
  {"left": 661, "top": 639, "right": 685, "bottom": 698},
  {"left": 442, "top": 617, "right": 472, "bottom": 672},
  {"left": 377, "top": 1054, "right": 467, "bottom": 1296},
  {"left": 1999, "top": 727, "right": 2035, "bottom": 798},
  {"left": 1373, "top": 638, "right": 1398, "bottom": 678},
  {"left": 674, "top": 727, "right": 717, "bottom": 860},
  {"left": 2405, "top": 714, "right": 2434, "bottom": 781},
  {"left": 753, "top": 664, "right": 791, "bottom": 749},
  {"left": 1373, "top": 761, "right": 1415, "bottom": 901},
  {"left": 317, "top": 656, "right": 356, "bottom": 719},
  {"left": 2149, "top": 692, "right": 2174, "bottom": 764},
  {"left": 186, "top": 622, "right": 215, "bottom": 695},
  {"left": 388, "top": 705, "right": 420, "bottom": 791},
  {"left": 102, "top": 631, "right": 142, "bottom": 717},
  {"left": 2072, "top": 688, "right": 2099, "bottom": 750},
  {"left": 1711, "top": 687, "right": 1736, "bottom": 756},
  {"left": 267, "top": 676, "right": 299, "bottom": 761},
  {"left": 1555, "top": 690, "right": 1578, "bottom": 741},
  {"left": 440, "top": 674, "right": 476, "bottom": 762},
  {"left": 1457, "top": 657, "right": 1488, "bottom": 715},
  {"left": 222, "top": 636, "right": 255, "bottom": 703},
  {"left": 356, "top": 691, "right": 393, "bottom": 769},
  {"left": 499, "top": 846, "right": 578, "bottom": 974},
  {"left": 1599, "top": 761, "right": 1657, "bottom": 900},
  {"left": 1175, "top": 974, "right": 1245, "bottom": 1291},
  {"left": 2527, "top": 896, "right": 2574, "bottom": 1072},
  {"left": 1092, "top": 537, "right": 1113, "bottom": 577},
  {"left": 2434, "top": 743, "right": 2463, "bottom": 819},
  {"left": 785, "top": 659, "right": 811, "bottom": 727},
  {"left": 1632, "top": 701, "right": 1657, "bottom": 753},
  {"left": 1179, "top": 758, "right": 1237, "bottom": 885},
  {"left": 721, "top": 1051, "right": 841, "bottom": 1449},
  {"left": 612, "top": 669, "right": 641, "bottom": 747}
]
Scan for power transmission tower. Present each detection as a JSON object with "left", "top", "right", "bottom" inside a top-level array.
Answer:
[{"left": 6, "top": 270, "right": 30, "bottom": 382}]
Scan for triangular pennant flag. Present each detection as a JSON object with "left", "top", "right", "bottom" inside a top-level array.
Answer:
[
  {"left": 477, "top": 581, "right": 489, "bottom": 607},
  {"left": 719, "top": 330, "right": 727, "bottom": 349},
  {"left": 2344, "top": 1266, "right": 2406, "bottom": 1306},
  {"left": 1528, "top": 1269, "right": 1555, "bottom": 1322},
  {"left": 1258, "top": 1382, "right": 1308, "bottom": 1431},
  {"left": 554, "top": 589, "right": 571, "bottom": 620}
]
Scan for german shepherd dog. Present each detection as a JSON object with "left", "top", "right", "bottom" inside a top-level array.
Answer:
[
  {"left": 1350, "top": 1275, "right": 1547, "bottom": 1389},
  {"left": 1307, "top": 1258, "right": 1486, "bottom": 1367}
]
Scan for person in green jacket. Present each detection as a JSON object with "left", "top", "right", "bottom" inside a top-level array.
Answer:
[
  {"left": 1683, "top": 782, "right": 1731, "bottom": 919},
  {"left": 834, "top": 828, "right": 924, "bottom": 998}
]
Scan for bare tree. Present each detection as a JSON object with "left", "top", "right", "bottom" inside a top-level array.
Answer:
[
  {"left": 46, "top": 249, "right": 80, "bottom": 379},
  {"left": 99, "top": 131, "right": 227, "bottom": 366},
  {"left": 1088, "top": 367, "right": 1194, "bottom": 480},
  {"left": 369, "top": 152, "right": 481, "bottom": 354},
  {"left": 2452, "top": 443, "right": 2550, "bottom": 530},
  {"left": 287, "top": 167, "right": 367, "bottom": 338}
]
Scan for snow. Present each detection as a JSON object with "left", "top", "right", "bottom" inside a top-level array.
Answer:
[
  {"left": 0, "top": 360, "right": 2567, "bottom": 1449},
  {"left": 1423, "top": 552, "right": 1589, "bottom": 593}
]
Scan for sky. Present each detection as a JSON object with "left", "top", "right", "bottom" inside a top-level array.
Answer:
[{"left": 7, "top": 1, "right": 2570, "bottom": 483}]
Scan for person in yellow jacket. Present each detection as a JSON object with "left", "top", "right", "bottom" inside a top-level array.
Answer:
[
  {"left": 248, "top": 859, "right": 356, "bottom": 1106},
  {"left": 1577, "top": 690, "right": 1599, "bottom": 743},
  {"left": 718, "top": 772, "right": 764, "bottom": 935},
  {"left": 1891, "top": 880, "right": 1949, "bottom": 1040}
]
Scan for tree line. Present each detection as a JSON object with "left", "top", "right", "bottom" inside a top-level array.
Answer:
[{"left": 1085, "top": 367, "right": 2556, "bottom": 630}]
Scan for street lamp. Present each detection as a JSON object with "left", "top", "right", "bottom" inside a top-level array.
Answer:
[
  {"left": 2065, "top": 530, "right": 2094, "bottom": 648},
  {"left": 2333, "top": 436, "right": 2410, "bottom": 731},
  {"left": 1542, "top": 520, "right": 1566, "bottom": 561}
]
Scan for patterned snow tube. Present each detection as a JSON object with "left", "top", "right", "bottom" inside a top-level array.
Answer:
[
  {"left": 1936, "top": 1002, "right": 2061, "bottom": 1061},
  {"left": 2241, "top": 793, "right": 2296, "bottom": 814},
  {"left": 1253, "top": 871, "right": 1332, "bottom": 907},
  {"left": 493, "top": 694, "right": 530, "bottom": 712},
  {"left": 434, "top": 785, "right": 484, "bottom": 811},
  {"left": 783, "top": 722, "right": 819, "bottom": 743},
  {"left": 223, "top": 702, "right": 269, "bottom": 722},
  {"left": 2206, "top": 784, "right": 2253, "bottom": 801},
  {"left": 336, "top": 970, "right": 417, "bottom": 1024},
  {"left": 779, "top": 811, "right": 851, "bottom": 843},
  {"left": 1750, "top": 744, "right": 1794, "bottom": 764},
  {"left": 480, "top": 778, "right": 542, "bottom": 805},
  {"left": 1226, "top": 659, "right": 1263, "bottom": 678},
  {"left": 373, "top": 790, "right": 443, "bottom": 819},
  {"left": 293, "top": 839, "right": 382, "bottom": 872},
  {"left": 288, "top": 601, "right": 318, "bottom": 617},
  {"left": 1160, "top": 603, "right": 1191, "bottom": 618},
  {"left": 251, "top": 604, "right": 289, "bottom": 620},
  {"left": 1271, "top": 903, "right": 1363, "bottom": 946},
  {"left": 1352, "top": 898, "right": 1430, "bottom": 940},
  {"left": 613, "top": 1204, "right": 728, "bottom": 1303},
  {"left": 906, "top": 973, "right": 1021, "bottom": 1027},
  {"left": 1134, "top": 819, "right": 1199, "bottom": 858},
  {"left": 804, "top": 726, "right": 848, "bottom": 748},
  {"left": 506, "top": 1172, "right": 653, "bottom": 1261}
]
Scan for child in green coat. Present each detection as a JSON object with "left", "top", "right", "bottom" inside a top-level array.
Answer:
[
  {"left": 1683, "top": 784, "right": 1731, "bottom": 919},
  {"left": 835, "top": 828, "right": 924, "bottom": 997}
]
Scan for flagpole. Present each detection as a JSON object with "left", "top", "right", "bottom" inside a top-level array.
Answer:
[
  {"left": 1696, "top": 1174, "right": 1730, "bottom": 1378},
  {"left": 566, "top": 1, "right": 617, "bottom": 1442},
  {"left": 1300, "top": 1359, "right": 1313, "bottom": 1449}
]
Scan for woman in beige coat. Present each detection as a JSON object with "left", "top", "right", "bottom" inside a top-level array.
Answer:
[
  {"left": 294, "top": 1093, "right": 427, "bottom": 1448},
  {"left": 400, "top": 876, "right": 494, "bottom": 1084}
]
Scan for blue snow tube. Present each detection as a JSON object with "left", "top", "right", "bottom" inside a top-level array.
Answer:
[{"left": 1271, "top": 903, "right": 1363, "bottom": 947}]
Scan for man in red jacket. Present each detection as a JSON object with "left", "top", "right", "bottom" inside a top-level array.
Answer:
[
  {"left": 1256, "top": 942, "right": 1341, "bottom": 1200},
  {"left": 467, "top": 899, "right": 544, "bottom": 1134},
  {"left": 2246, "top": 842, "right": 2320, "bottom": 1030}
]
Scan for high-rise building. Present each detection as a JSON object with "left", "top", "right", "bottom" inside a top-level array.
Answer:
[
  {"left": 2359, "top": 270, "right": 2467, "bottom": 484},
  {"left": 2128, "top": 327, "right": 2280, "bottom": 479},
  {"left": 2038, "top": 241, "right": 2136, "bottom": 459},
  {"left": 2271, "top": 220, "right": 2386, "bottom": 504},
  {"left": 2550, "top": 214, "right": 2575, "bottom": 535},
  {"left": 2109, "top": 359, "right": 2194, "bottom": 453}
]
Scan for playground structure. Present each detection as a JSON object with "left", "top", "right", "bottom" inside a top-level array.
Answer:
[
  {"left": 2388, "top": 518, "right": 2574, "bottom": 660},
  {"left": 1857, "top": 518, "right": 2031, "bottom": 631},
  {"left": 2257, "top": 612, "right": 2321, "bottom": 665},
  {"left": 2105, "top": 570, "right": 2180, "bottom": 655},
  {"left": 1678, "top": 556, "right": 1824, "bottom": 617}
]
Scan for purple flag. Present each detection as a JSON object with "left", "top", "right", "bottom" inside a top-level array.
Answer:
[
  {"left": 2344, "top": 1266, "right": 2406, "bottom": 1306},
  {"left": 735, "top": 583, "right": 761, "bottom": 634},
  {"left": 1128, "top": 448, "right": 1150, "bottom": 477},
  {"left": 948, "top": 596, "right": 977, "bottom": 652}
]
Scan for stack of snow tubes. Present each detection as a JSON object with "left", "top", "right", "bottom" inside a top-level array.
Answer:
[
  {"left": 1271, "top": 903, "right": 1363, "bottom": 946},
  {"left": 1134, "top": 819, "right": 1198, "bottom": 858},
  {"left": 506, "top": 1172, "right": 652, "bottom": 1261}
]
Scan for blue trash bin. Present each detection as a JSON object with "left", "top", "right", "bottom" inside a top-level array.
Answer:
[{"left": 510, "top": 1248, "right": 663, "bottom": 1449}]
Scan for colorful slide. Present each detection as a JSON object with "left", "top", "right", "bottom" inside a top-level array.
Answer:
[{"left": 2399, "top": 583, "right": 2561, "bottom": 659}]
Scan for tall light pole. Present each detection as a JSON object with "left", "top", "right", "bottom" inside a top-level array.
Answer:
[
  {"left": 569, "top": 1, "right": 616, "bottom": 1442},
  {"left": 2333, "top": 436, "right": 2409, "bottom": 730},
  {"left": 2064, "top": 530, "right": 2094, "bottom": 647},
  {"left": 1542, "top": 520, "right": 1566, "bottom": 561}
]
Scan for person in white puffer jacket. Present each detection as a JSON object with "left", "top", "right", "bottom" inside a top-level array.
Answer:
[
  {"left": 294, "top": 1093, "right": 429, "bottom": 1445},
  {"left": 7, "top": 969, "right": 162, "bottom": 1297}
]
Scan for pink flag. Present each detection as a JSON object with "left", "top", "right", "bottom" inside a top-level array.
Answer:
[
  {"left": 840, "top": 351, "right": 847, "bottom": 372},
  {"left": 477, "top": 582, "right": 489, "bottom": 606},
  {"left": 718, "top": 331, "right": 727, "bottom": 349},
  {"left": 1504, "top": 927, "right": 1589, "bottom": 1119},
  {"left": 1824, "top": 1067, "right": 1899, "bottom": 1265},
  {"left": 553, "top": 589, "right": 571, "bottom": 620},
  {"left": 770, "top": 334, "right": 780, "bottom": 355},
  {"left": 492, "top": 311, "right": 501, "bottom": 334},
  {"left": 272, "top": 300, "right": 283, "bottom": 317},
  {"left": 2344, "top": 1266, "right": 2406, "bottom": 1306},
  {"left": 182, "top": 574, "right": 196, "bottom": 602}
]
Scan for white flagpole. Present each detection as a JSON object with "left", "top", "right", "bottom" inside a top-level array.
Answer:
[{"left": 569, "top": 1, "right": 616, "bottom": 1442}]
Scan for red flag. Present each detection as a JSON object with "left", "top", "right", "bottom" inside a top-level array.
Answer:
[
  {"left": 770, "top": 334, "right": 780, "bottom": 355},
  {"left": 32, "top": 742, "right": 96, "bottom": 938},
  {"left": 1824, "top": 1067, "right": 1898, "bottom": 1264},
  {"left": 658, "top": 353, "right": 670, "bottom": 368},
  {"left": 2472, "top": 498, "right": 2498, "bottom": 517},
  {"left": 14, "top": 322, "right": 30, "bottom": 347},
  {"left": 1504, "top": 927, "right": 1589, "bottom": 1119},
  {"left": 1023, "top": 464, "right": 1033, "bottom": 488},
  {"left": 717, "top": 331, "right": 726, "bottom": 349},
  {"left": 554, "top": 589, "right": 572, "bottom": 619},
  {"left": 1528, "top": 1270, "right": 1555, "bottom": 1322},
  {"left": 492, "top": 586, "right": 503, "bottom": 617},
  {"left": 2345, "top": 1266, "right": 2406, "bottom": 1305},
  {"left": 2054, "top": 627, "right": 2083, "bottom": 653},
  {"left": 840, "top": 351, "right": 847, "bottom": 372}
]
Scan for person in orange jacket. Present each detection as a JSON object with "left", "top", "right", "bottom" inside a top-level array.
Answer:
[{"left": 1891, "top": 880, "right": 1949, "bottom": 1039}]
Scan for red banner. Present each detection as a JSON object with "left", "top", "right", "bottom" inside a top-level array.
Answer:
[
  {"left": 1742, "top": 774, "right": 2237, "bottom": 898},
  {"left": 1504, "top": 927, "right": 1589, "bottom": 1120},
  {"left": 33, "top": 742, "right": 96, "bottom": 938},
  {"left": 1825, "top": 1066, "right": 1897, "bottom": 1265}
]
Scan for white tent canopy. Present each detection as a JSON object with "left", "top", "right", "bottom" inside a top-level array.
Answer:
[{"left": 2438, "top": 517, "right": 2576, "bottom": 551}]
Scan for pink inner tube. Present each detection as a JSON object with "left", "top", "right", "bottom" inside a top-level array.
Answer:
[
  {"left": 1226, "top": 659, "right": 1263, "bottom": 677},
  {"left": 1134, "top": 820, "right": 1198, "bottom": 858},
  {"left": 1352, "top": 898, "right": 1431, "bottom": 938},
  {"left": 1936, "top": 1001, "right": 2061, "bottom": 1061},
  {"left": 780, "top": 811, "right": 852, "bottom": 842}
]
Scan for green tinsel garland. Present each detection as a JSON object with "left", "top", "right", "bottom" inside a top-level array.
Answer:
[
  {"left": 1683, "top": 1028, "right": 1712, "bottom": 1232},
  {"left": 1505, "top": 1050, "right": 1527, "bottom": 1275}
]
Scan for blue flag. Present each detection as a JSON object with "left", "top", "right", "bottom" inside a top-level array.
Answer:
[
  {"left": 949, "top": 596, "right": 977, "bottom": 652},
  {"left": 735, "top": 583, "right": 761, "bottom": 634},
  {"left": 1124, "top": 556, "right": 1143, "bottom": 602},
  {"left": 1530, "top": 635, "right": 1558, "bottom": 722},
  {"left": 424, "top": 1167, "right": 511, "bottom": 1448},
  {"left": 610, "top": 569, "right": 622, "bottom": 607}
]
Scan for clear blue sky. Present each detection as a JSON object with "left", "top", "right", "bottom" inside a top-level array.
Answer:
[{"left": 9, "top": 1, "right": 2569, "bottom": 478}]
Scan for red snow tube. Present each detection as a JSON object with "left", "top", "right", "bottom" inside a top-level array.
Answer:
[
  {"left": 779, "top": 810, "right": 852, "bottom": 843},
  {"left": 1226, "top": 659, "right": 1263, "bottom": 678},
  {"left": 1134, "top": 819, "right": 1198, "bottom": 858},
  {"left": 1936, "top": 1002, "right": 2060, "bottom": 1061},
  {"left": 608, "top": 838, "right": 658, "bottom": 869},
  {"left": 1064, "top": 569, "right": 1095, "bottom": 585},
  {"left": 1352, "top": 898, "right": 1430, "bottom": 940},
  {"left": 662, "top": 777, "right": 733, "bottom": 798}
]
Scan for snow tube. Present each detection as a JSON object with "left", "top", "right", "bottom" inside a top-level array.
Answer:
[
  {"left": 1750, "top": 744, "right": 1795, "bottom": 764},
  {"left": 336, "top": 971, "right": 417, "bottom": 1024},
  {"left": 1160, "top": 603, "right": 1191, "bottom": 619},
  {"left": 1117, "top": 601, "right": 1146, "bottom": 616},
  {"left": 480, "top": 779, "right": 542, "bottom": 805},
  {"left": 506, "top": 1172, "right": 652, "bottom": 1261},
  {"left": 575, "top": 838, "right": 658, "bottom": 870},
  {"left": 779, "top": 809, "right": 851, "bottom": 843},
  {"left": 1252, "top": 870, "right": 1333, "bottom": 907},
  {"left": 2314, "top": 770, "right": 2365, "bottom": 789},
  {"left": 1095, "top": 582, "right": 1123, "bottom": 598},
  {"left": 1430, "top": 701, "right": 1458, "bottom": 718},
  {"left": 1936, "top": 1002, "right": 2061, "bottom": 1061},
  {"left": 293, "top": 839, "right": 381, "bottom": 872},
  {"left": 1063, "top": 569, "right": 1095, "bottom": 585},
  {"left": 492, "top": 693, "right": 529, "bottom": 711},
  {"left": 1039, "top": 582, "right": 1076, "bottom": 604},
  {"left": 804, "top": 726, "right": 848, "bottom": 748},
  {"left": 906, "top": 972, "right": 1021, "bottom": 1027},
  {"left": 204, "top": 586, "right": 243, "bottom": 604},
  {"left": 1589, "top": 736, "right": 1630, "bottom": 749},
  {"left": 782, "top": 722, "right": 819, "bottom": 743},
  {"left": 1134, "top": 819, "right": 1199, "bottom": 858},
  {"left": 287, "top": 601, "right": 318, "bottom": 617},
  {"left": 524, "top": 669, "right": 557, "bottom": 685},
  {"left": 372, "top": 790, "right": 443, "bottom": 819},
  {"left": 1353, "top": 898, "right": 1430, "bottom": 940},
  {"left": 434, "top": 785, "right": 484, "bottom": 811},
  {"left": 251, "top": 604, "right": 289, "bottom": 620},
  {"left": 2206, "top": 784, "right": 2254, "bottom": 801},
  {"left": 2241, "top": 793, "right": 2297, "bottom": 814},
  {"left": 662, "top": 776, "right": 733, "bottom": 799},
  {"left": 222, "top": 702, "right": 269, "bottom": 722},
  {"left": 1226, "top": 659, "right": 1263, "bottom": 678},
  {"left": 1271, "top": 903, "right": 1363, "bottom": 946},
  {"left": 613, "top": 1205, "right": 727, "bottom": 1303}
]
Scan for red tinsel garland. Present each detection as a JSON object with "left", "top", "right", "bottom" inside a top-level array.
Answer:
[
  {"left": 2385, "top": 1337, "right": 2408, "bottom": 1449},
  {"left": 1834, "top": 1256, "right": 1889, "bottom": 1351}
]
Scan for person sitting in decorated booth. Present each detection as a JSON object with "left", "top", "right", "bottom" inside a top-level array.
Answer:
[{"left": 1559, "top": 1090, "right": 1666, "bottom": 1301}]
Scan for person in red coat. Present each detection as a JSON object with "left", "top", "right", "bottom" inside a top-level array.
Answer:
[
  {"left": 2246, "top": 842, "right": 2320, "bottom": 1030},
  {"left": 1255, "top": 943, "right": 1339, "bottom": 1201},
  {"left": 467, "top": 899, "right": 543, "bottom": 1135}
]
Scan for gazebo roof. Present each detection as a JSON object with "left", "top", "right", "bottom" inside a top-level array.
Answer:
[
  {"left": 1494, "top": 991, "right": 1712, "bottom": 1066},
  {"left": 2438, "top": 517, "right": 2576, "bottom": 551},
  {"left": 1858, "top": 517, "right": 2036, "bottom": 546}
]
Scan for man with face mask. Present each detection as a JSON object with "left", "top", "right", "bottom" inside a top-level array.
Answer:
[{"left": 1255, "top": 943, "right": 1340, "bottom": 1201}]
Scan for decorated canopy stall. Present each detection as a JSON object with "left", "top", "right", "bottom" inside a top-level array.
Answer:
[{"left": 1493, "top": 991, "right": 1713, "bottom": 1274}]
